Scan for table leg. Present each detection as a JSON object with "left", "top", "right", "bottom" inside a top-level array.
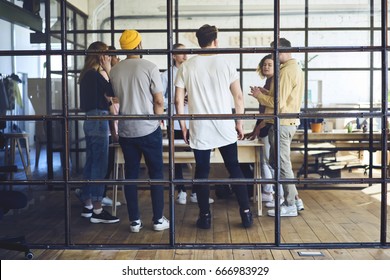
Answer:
[
  {"left": 254, "top": 146, "right": 262, "bottom": 216},
  {"left": 24, "top": 136, "right": 31, "bottom": 168},
  {"left": 9, "top": 139, "right": 16, "bottom": 181},
  {"left": 112, "top": 160, "right": 119, "bottom": 217},
  {"left": 16, "top": 139, "right": 30, "bottom": 178}
]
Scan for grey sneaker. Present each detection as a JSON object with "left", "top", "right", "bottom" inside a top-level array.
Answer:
[
  {"left": 267, "top": 205, "right": 298, "bottom": 217},
  {"left": 261, "top": 192, "right": 274, "bottom": 202},
  {"left": 265, "top": 198, "right": 284, "bottom": 208}
]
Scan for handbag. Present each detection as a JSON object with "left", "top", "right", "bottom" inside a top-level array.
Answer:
[{"left": 258, "top": 123, "right": 272, "bottom": 138}]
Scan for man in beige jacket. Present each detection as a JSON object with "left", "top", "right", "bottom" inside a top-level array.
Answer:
[{"left": 249, "top": 38, "right": 304, "bottom": 217}]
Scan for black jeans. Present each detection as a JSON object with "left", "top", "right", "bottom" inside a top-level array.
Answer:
[
  {"left": 193, "top": 142, "right": 250, "bottom": 216},
  {"left": 174, "top": 129, "right": 185, "bottom": 193},
  {"left": 119, "top": 127, "right": 164, "bottom": 223}
]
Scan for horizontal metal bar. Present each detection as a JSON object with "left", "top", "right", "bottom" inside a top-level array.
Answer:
[
  {"left": 1, "top": 45, "right": 389, "bottom": 57},
  {"left": 23, "top": 242, "right": 390, "bottom": 250}
]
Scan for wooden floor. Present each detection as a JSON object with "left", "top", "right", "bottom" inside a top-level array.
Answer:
[
  {"left": 1, "top": 148, "right": 390, "bottom": 260},
  {"left": 1, "top": 186, "right": 390, "bottom": 259}
]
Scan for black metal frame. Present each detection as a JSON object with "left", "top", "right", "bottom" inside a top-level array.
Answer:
[{"left": 0, "top": 0, "right": 388, "bottom": 250}]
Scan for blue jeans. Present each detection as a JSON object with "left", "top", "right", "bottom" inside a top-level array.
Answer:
[
  {"left": 81, "top": 109, "right": 109, "bottom": 202},
  {"left": 193, "top": 142, "right": 250, "bottom": 216},
  {"left": 119, "top": 127, "right": 164, "bottom": 223}
]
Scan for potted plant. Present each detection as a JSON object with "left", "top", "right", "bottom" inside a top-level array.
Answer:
[{"left": 309, "top": 118, "right": 323, "bottom": 133}]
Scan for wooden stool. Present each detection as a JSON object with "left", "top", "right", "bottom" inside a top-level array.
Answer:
[{"left": 3, "top": 133, "right": 31, "bottom": 179}]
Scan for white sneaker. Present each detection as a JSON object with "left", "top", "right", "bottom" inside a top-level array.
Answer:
[
  {"left": 190, "top": 193, "right": 214, "bottom": 204},
  {"left": 261, "top": 192, "right": 274, "bottom": 202},
  {"left": 295, "top": 198, "right": 304, "bottom": 211},
  {"left": 101, "top": 196, "right": 121, "bottom": 207},
  {"left": 153, "top": 216, "right": 170, "bottom": 231},
  {"left": 130, "top": 219, "right": 143, "bottom": 233},
  {"left": 265, "top": 198, "right": 285, "bottom": 208},
  {"left": 267, "top": 205, "right": 298, "bottom": 217},
  {"left": 176, "top": 191, "right": 187, "bottom": 205}
]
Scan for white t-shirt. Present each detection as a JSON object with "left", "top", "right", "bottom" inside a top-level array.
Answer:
[
  {"left": 161, "top": 65, "right": 189, "bottom": 130},
  {"left": 175, "top": 55, "right": 239, "bottom": 150},
  {"left": 110, "top": 58, "right": 163, "bottom": 138}
]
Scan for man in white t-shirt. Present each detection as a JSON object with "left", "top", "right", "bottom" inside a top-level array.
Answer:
[
  {"left": 161, "top": 43, "right": 214, "bottom": 205},
  {"left": 175, "top": 24, "right": 253, "bottom": 229}
]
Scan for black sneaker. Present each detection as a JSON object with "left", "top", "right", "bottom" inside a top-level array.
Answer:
[
  {"left": 240, "top": 209, "right": 253, "bottom": 228},
  {"left": 81, "top": 207, "right": 93, "bottom": 218},
  {"left": 90, "top": 209, "right": 120, "bottom": 224},
  {"left": 196, "top": 212, "right": 211, "bottom": 229}
]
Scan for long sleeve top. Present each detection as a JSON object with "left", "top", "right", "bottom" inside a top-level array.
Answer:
[
  {"left": 80, "top": 69, "right": 114, "bottom": 112},
  {"left": 256, "top": 59, "right": 304, "bottom": 126}
]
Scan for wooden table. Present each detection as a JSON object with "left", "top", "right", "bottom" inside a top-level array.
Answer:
[
  {"left": 292, "top": 129, "right": 382, "bottom": 150},
  {"left": 111, "top": 139, "right": 264, "bottom": 216},
  {"left": 292, "top": 129, "right": 384, "bottom": 178},
  {"left": 2, "top": 132, "right": 31, "bottom": 179}
]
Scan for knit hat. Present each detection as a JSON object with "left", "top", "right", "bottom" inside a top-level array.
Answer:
[{"left": 120, "top": 30, "right": 142, "bottom": 50}]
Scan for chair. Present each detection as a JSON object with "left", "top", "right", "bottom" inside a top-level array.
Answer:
[{"left": 0, "top": 165, "right": 33, "bottom": 259}]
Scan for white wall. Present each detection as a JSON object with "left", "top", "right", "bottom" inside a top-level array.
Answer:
[
  {"left": 68, "top": 0, "right": 89, "bottom": 15},
  {"left": 0, "top": 19, "right": 13, "bottom": 74}
]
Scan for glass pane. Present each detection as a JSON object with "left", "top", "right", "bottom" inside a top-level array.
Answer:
[
  {"left": 280, "top": 0, "right": 305, "bottom": 29},
  {"left": 243, "top": 0, "right": 274, "bottom": 29},
  {"left": 113, "top": 0, "right": 167, "bottom": 30},
  {"left": 241, "top": 31, "right": 274, "bottom": 48},
  {"left": 309, "top": 31, "right": 372, "bottom": 47},
  {"left": 66, "top": 8, "right": 74, "bottom": 31},
  {"left": 308, "top": 1, "right": 372, "bottom": 28},
  {"left": 176, "top": 0, "right": 240, "bottom": 29}
]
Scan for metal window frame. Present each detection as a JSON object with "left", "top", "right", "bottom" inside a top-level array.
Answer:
[{"left": 0, "top": 0, "right": 388, "bottom": 250}]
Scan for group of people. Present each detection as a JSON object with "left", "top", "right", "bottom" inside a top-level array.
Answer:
[
  {"left": 76, "top": 23, "right": 305, "bottom": 233},
  {"left": 78, "top": 30, "right": 169, "bottom": 232}
]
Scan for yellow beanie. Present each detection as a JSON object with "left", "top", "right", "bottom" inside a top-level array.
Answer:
[{"left": 120, "top": 30, "right": 142, "bottom": 50}]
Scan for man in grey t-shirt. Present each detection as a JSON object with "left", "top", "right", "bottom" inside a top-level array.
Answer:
[{"left": 110, "top": 29, "right": 169, "bottom": 233}]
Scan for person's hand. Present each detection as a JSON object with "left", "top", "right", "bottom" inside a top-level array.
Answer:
[
  {"left": 182, "top": 128, "right": 189, "bottom": 144},
  {"left": 244, "top": 124, "right": 261, "bottom": 140},
  {"left": 111, "top": 133, "right": 119, "bottom": 143},
  {"left": 236, "top": 121, "right": 244, "bottom": 140},
  {"left": 100, "top": 55, "right": 112, "bottom": 74},
  {"left": 248, "top": 86, "right": 268, "bottom": 98},
  {"left": 259, "top": 87, "right": 269, "bottom": 94},
  {"left": 112, "top": 97, "right": 119, "bottom": 104},
  {"left": 248, "top": 86, "right": 261, "bottom": 98},
  {"left": 244, "top": 131, "right": 255, "bottom": 140}
]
